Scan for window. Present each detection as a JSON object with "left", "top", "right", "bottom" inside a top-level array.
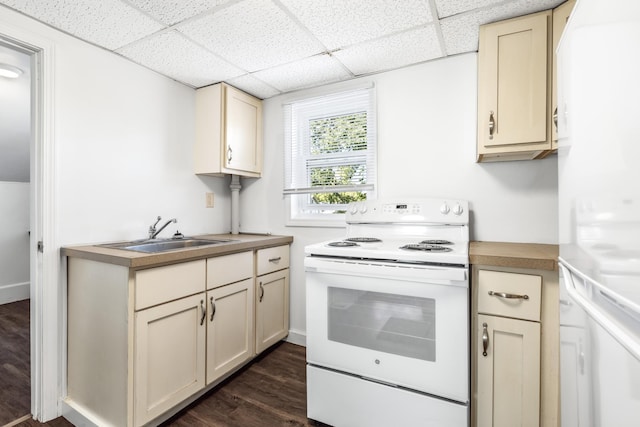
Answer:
[{"left": 284, "top": 86, "right": 377, "bottom": 226}]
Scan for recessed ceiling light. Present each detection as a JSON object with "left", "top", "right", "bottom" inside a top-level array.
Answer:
[{"left": 0, "top": 63, "right": 24, "bottom": 79}]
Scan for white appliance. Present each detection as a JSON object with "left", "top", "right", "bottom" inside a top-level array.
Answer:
[
  {"left": 557, "top": 1, "right": 640, "bottom": 425},
  {"left": 305, "top": 199, "right": 470, "bottom": 427}
]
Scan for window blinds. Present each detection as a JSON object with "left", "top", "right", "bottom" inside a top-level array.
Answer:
[{"left": 283, "top": 86, "right": 377, "bottom": 196}]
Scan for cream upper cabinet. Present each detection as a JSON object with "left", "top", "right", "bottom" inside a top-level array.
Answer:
[
  {"left": 477, "top": 11, "right": 551, "bottom": 162},
  {"left": 255, "top": 245, "right": 290, "bottom": 354},
  {"left": 195, "top": 83, "right": 263, "bottom": 177},
  {"left": 551, "top": 0, "right": 576, "bottom": 147}
]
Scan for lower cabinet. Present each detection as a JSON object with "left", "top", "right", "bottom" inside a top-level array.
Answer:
[
  {"left": 207, "top": 278, "right": 254, "bottom": 384},
  {"left": 134, "top": 293, "right": 207, "bottom": 426},
  {"left": 476, "top": 314, "right": 541, "bottom": 427},
  {"left": 65, "top": 243, "right": 291, "bottom": 427},
  {"left": 472, "top": 266, "right": 559, "bottom": 427},
  {"left": 255, "top": 245, "right": 290, "bottom": 355},
  {"left": 255, "top": 269, "right": 290, "bottom": 354}
]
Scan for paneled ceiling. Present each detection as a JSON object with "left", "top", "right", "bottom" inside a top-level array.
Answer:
[{"left": 0, "top": 0, "right": 565, "bottom": 99}]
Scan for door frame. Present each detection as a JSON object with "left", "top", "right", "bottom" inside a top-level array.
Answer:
[{"left": 0, "top": 19, "right": 59, "bottom": 422}]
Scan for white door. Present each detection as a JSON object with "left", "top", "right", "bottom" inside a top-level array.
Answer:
[{"left": 305, "top": 257, "right": 469, "bottom": 403}]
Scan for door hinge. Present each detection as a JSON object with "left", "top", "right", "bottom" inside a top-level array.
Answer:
[{"left": 37, "top": 241, "right": 44, "bottom": 253}]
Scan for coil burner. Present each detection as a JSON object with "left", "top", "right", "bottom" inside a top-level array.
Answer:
[
  {"left": 327, "top": 241, "right": 360, "bottom": 247},
  {"left": 400, "top": 243, "right": 453, "bottom": 252},
  {"left": 420, "top": 239, "right": 453, "bottom": 245},
  {"left": 344, "top": 237, "right": 383, "bottom": 243}
]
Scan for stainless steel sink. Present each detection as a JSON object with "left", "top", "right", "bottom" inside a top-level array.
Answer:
[{"left": 98, "top": 238, "right": 234, "bottom": 253}]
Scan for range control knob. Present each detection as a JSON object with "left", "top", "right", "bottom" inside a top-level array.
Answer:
[
  {"left": 453, "top": 204, "right": 464, "bottom": 216},
  {"left": 440, "top": 203, "right": 450, "bottom": 215},
  {"left": 359, "top": 205, "right": 368, "bottom": 214},
  {"left": 349, "top": 204, "right": 358, "bottom": 215}
]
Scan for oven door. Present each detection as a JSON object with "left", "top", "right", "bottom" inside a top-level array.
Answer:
[{"left": 305, "top": 255, "right": 469, "bottom": 403}]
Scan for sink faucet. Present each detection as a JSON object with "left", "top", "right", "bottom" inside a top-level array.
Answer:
[{"left": 148, "top": 216, "right": 177, "bottom": 239}]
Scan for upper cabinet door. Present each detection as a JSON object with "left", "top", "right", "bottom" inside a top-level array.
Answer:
[
  {"left": 195, "top": 83, "right": 263, "bottom": 178},
  {"left": 223, "top": 85, "right": 263, "bottom": 175},
  {"left": 552, "top": 0, "right": 576, "bottom": 147},
  {"left": 477, "top": 11, "right": 551, "bottom": 162}
]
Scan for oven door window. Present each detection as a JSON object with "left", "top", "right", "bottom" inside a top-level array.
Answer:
[{"left": 328, "top": 287, "right": 436, "bottom": 361}]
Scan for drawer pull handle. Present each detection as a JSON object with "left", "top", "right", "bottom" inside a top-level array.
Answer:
[
  {"left": 259, "top": 281, "right": 264, "bottom": 302},
  {"left": 482, "top": 322, "right": 489, "bottom": 357},
  {"left": 210, "top": 296, "right": 216, "bottom": 322},
  {"left": 200, "top": 299, "right": 206, "bottom": 326},
  {"left": 268, "top": 257, "right": 281, "bottom": 263},
  {"left": 488, "top": 290, "right": 529, "bottom": 300}
]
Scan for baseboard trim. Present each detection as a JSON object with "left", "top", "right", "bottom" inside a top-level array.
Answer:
[
  {"left": 286, "top": 329, "right": 306, "bottom": 347},
  {"left": 0, "top": 281, "right": 29, "bottom": 305}
]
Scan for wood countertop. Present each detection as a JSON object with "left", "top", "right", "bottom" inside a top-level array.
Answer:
[
  {"left": 62, "top": 233, "right": 293, "bottom": 269},
  {"left": 470, "top": 241, "right": 559, "bottom": 271}
]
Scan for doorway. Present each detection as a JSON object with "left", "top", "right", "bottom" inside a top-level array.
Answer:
[{"left": 0, "top": 39, "right": 32, "bottom": 425}]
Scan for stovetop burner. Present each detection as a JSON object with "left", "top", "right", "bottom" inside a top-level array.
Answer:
[
  {"left": 400, "top": 244, "right": 453, "bottom": 252},
  {"left": 345, "top": 237, "right": 383, "bottom": 243},
  {"left": 327, "top": 241, "right": 360, "bottom": 247},
  {"left": 420, "top": 239, "right": 453, "bottom": 245}
]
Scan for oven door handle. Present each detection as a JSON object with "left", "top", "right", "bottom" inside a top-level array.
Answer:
[{"left": 304, "top": 256, "right": 467, "bottom": 284}]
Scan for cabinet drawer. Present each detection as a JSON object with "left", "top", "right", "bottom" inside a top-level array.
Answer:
[
  {"left": 257, "top": 245, "right": 289, "bottom": 276},
  {"left": 478, "top": 270, "right": 541, "bottom": 321},
  {"left": 135, "top": 260, "right": 206, "bottom": 311},
  {"left": 207, "top": 251, "right": 253, "bottom": 289}
]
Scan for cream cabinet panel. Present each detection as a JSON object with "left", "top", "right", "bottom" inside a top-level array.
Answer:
[
  {"left": 135, "top": 260, "right": 205, "bottom": 310},
  {"left": 134, "top": 293, "right": 206, "bottom": 426},
  {"left": 206, "top": 251, "right": 253, "bottom": 289},
  {"left": 206, "top": 278, "right": 254, "bottom": 384},
  {"left": 195, "top": 83, "right": 262, "bottom": 178},
  {"left": 257, "top": 245, "right": 290, "bottom": 276},
  {"left": 255, "top": 269, "right": 290, "bottom": 354},
  {"left": 477, "top": 314, "right": 541, "bottom": 427},
  {"left": 551, "top": 0, "right": 576, "bottom": 147},
  {"left": 477, "top": 11, "right": 551, "bottom": 162},
  {"left": 478, "top": 270, "right": 542, "bottom": 322}
]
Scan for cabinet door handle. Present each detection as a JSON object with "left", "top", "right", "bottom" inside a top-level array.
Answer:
[
  {"left": 488, "top": 290, "right": 529, "bottom": 300},
  {"left": 488, "top": 111, "right": 495, "bottom": 140},
  {"left": 210, "top": 296, "right": 216, "bottom": 322},
  {"left": 268, "top": 256, "right": 281, "bottom": 263},
  {"left": 259, "top": 281, "right": 264, "bottom": 303},
  {"left": 482, "top": 322, "right": 489, "bottom": 357},
  {"left": 553, "top": 107, "right": 559, "bottom": 132},
  {"left": 227, "top": 146, "right": 233, "bottom": 163},
  {"left": 200, "top": 299, "right": 206, "bottom": 326}
]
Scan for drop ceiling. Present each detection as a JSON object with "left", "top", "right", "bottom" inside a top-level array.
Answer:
[{"left": 0, "top": 0, "right": 566, "bottom": 99}]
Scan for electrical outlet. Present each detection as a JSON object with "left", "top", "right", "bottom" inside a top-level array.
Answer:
[{"left": 205, "top": 192, "right": 214, "bottom": 208}]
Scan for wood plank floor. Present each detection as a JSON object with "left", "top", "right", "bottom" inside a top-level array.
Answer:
[
  {"left": 0, "top": 299, "right": 31, "bottom": 427},
  {"left": 5, "top": 342, "right": 325, "bottom": 427}
]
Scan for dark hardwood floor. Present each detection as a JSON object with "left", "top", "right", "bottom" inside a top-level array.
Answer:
[
  {"left": 7, "top": 342, "right": 323, "bottom": 427},
  {"left": 0, "top": 299, "right": 31, "bottom": 426}
]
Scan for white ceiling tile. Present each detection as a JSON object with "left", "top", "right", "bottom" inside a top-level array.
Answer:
[
  {"left": 0, "top": 0, "right": 164, "bottom": 50},
  {"left": 117, "top": 30, "right": 244, "bottom": 87},
  {"left": 441, "top": 0, "right": 566, "bottom": 55},
  {"left": 226, "top": 74, "right": 280, "bottom": 99},
  {"left": 333, "top": 26, "right": 443, "bottom": 76},
  {"left": 252, "top": 54, "right": 351, "bottom": 93},
  {"left": 434, "top": 0, "right": 504, "bottom": 19},
  {"left": 126, "top": 0, "right": 232, "bottom": 25},
  {"left": 177, "top": 0, "right": 325, "bottom": 72},
  {"left": 280, "top": 0, "right": 433, "bottom": 50}
]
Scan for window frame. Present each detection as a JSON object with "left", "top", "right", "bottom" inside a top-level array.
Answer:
[{"left": 283, "top": 85, "right": 377, "bottom": 227}]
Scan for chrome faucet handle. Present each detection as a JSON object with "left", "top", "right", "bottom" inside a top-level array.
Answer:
[{"left": 148, "top": 216, "right": 162, "bottom": 238}]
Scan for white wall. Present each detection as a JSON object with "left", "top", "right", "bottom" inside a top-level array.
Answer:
[
  {"left": 0, "top": 182, "right": 29, "bottom": 303},
  {"left": 240, "top": 53, "right": 559, "bottom": 340}
]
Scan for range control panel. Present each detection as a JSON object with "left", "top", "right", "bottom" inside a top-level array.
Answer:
[{"left": 346, "top": 198, "right": 469, "bottom": 225}]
